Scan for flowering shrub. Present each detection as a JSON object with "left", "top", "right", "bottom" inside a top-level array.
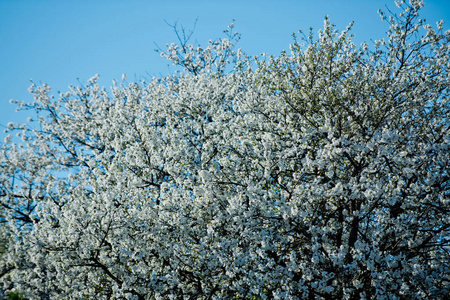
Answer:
[{"left": 1, "top": 1, "right": 449, "bottom": 299}]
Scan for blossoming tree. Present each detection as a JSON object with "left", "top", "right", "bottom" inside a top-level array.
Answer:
[{"left": 1, "top": 1, "right": 449, "bottom": 299}]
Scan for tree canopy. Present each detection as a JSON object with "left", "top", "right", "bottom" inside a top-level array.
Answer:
[{"left": 1, "top": 1, "right": 449, "bottom": 299}]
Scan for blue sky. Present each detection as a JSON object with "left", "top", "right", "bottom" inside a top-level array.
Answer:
[{"left": 1, "top": 0, "right": 449, "bottom": 138}]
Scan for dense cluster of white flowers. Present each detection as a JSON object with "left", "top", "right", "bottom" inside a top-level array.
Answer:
[{"left": 1, "top": 1, "right": 449, "bottom": 299}]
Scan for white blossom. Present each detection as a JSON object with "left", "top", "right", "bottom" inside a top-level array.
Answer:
[{"left": 0, "top": 1, "right": 449, "bottom": 299}]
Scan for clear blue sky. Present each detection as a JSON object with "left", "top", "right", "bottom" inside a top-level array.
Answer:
[{"left": 1, "top": 0, "right": 449, "bottom": 137}]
